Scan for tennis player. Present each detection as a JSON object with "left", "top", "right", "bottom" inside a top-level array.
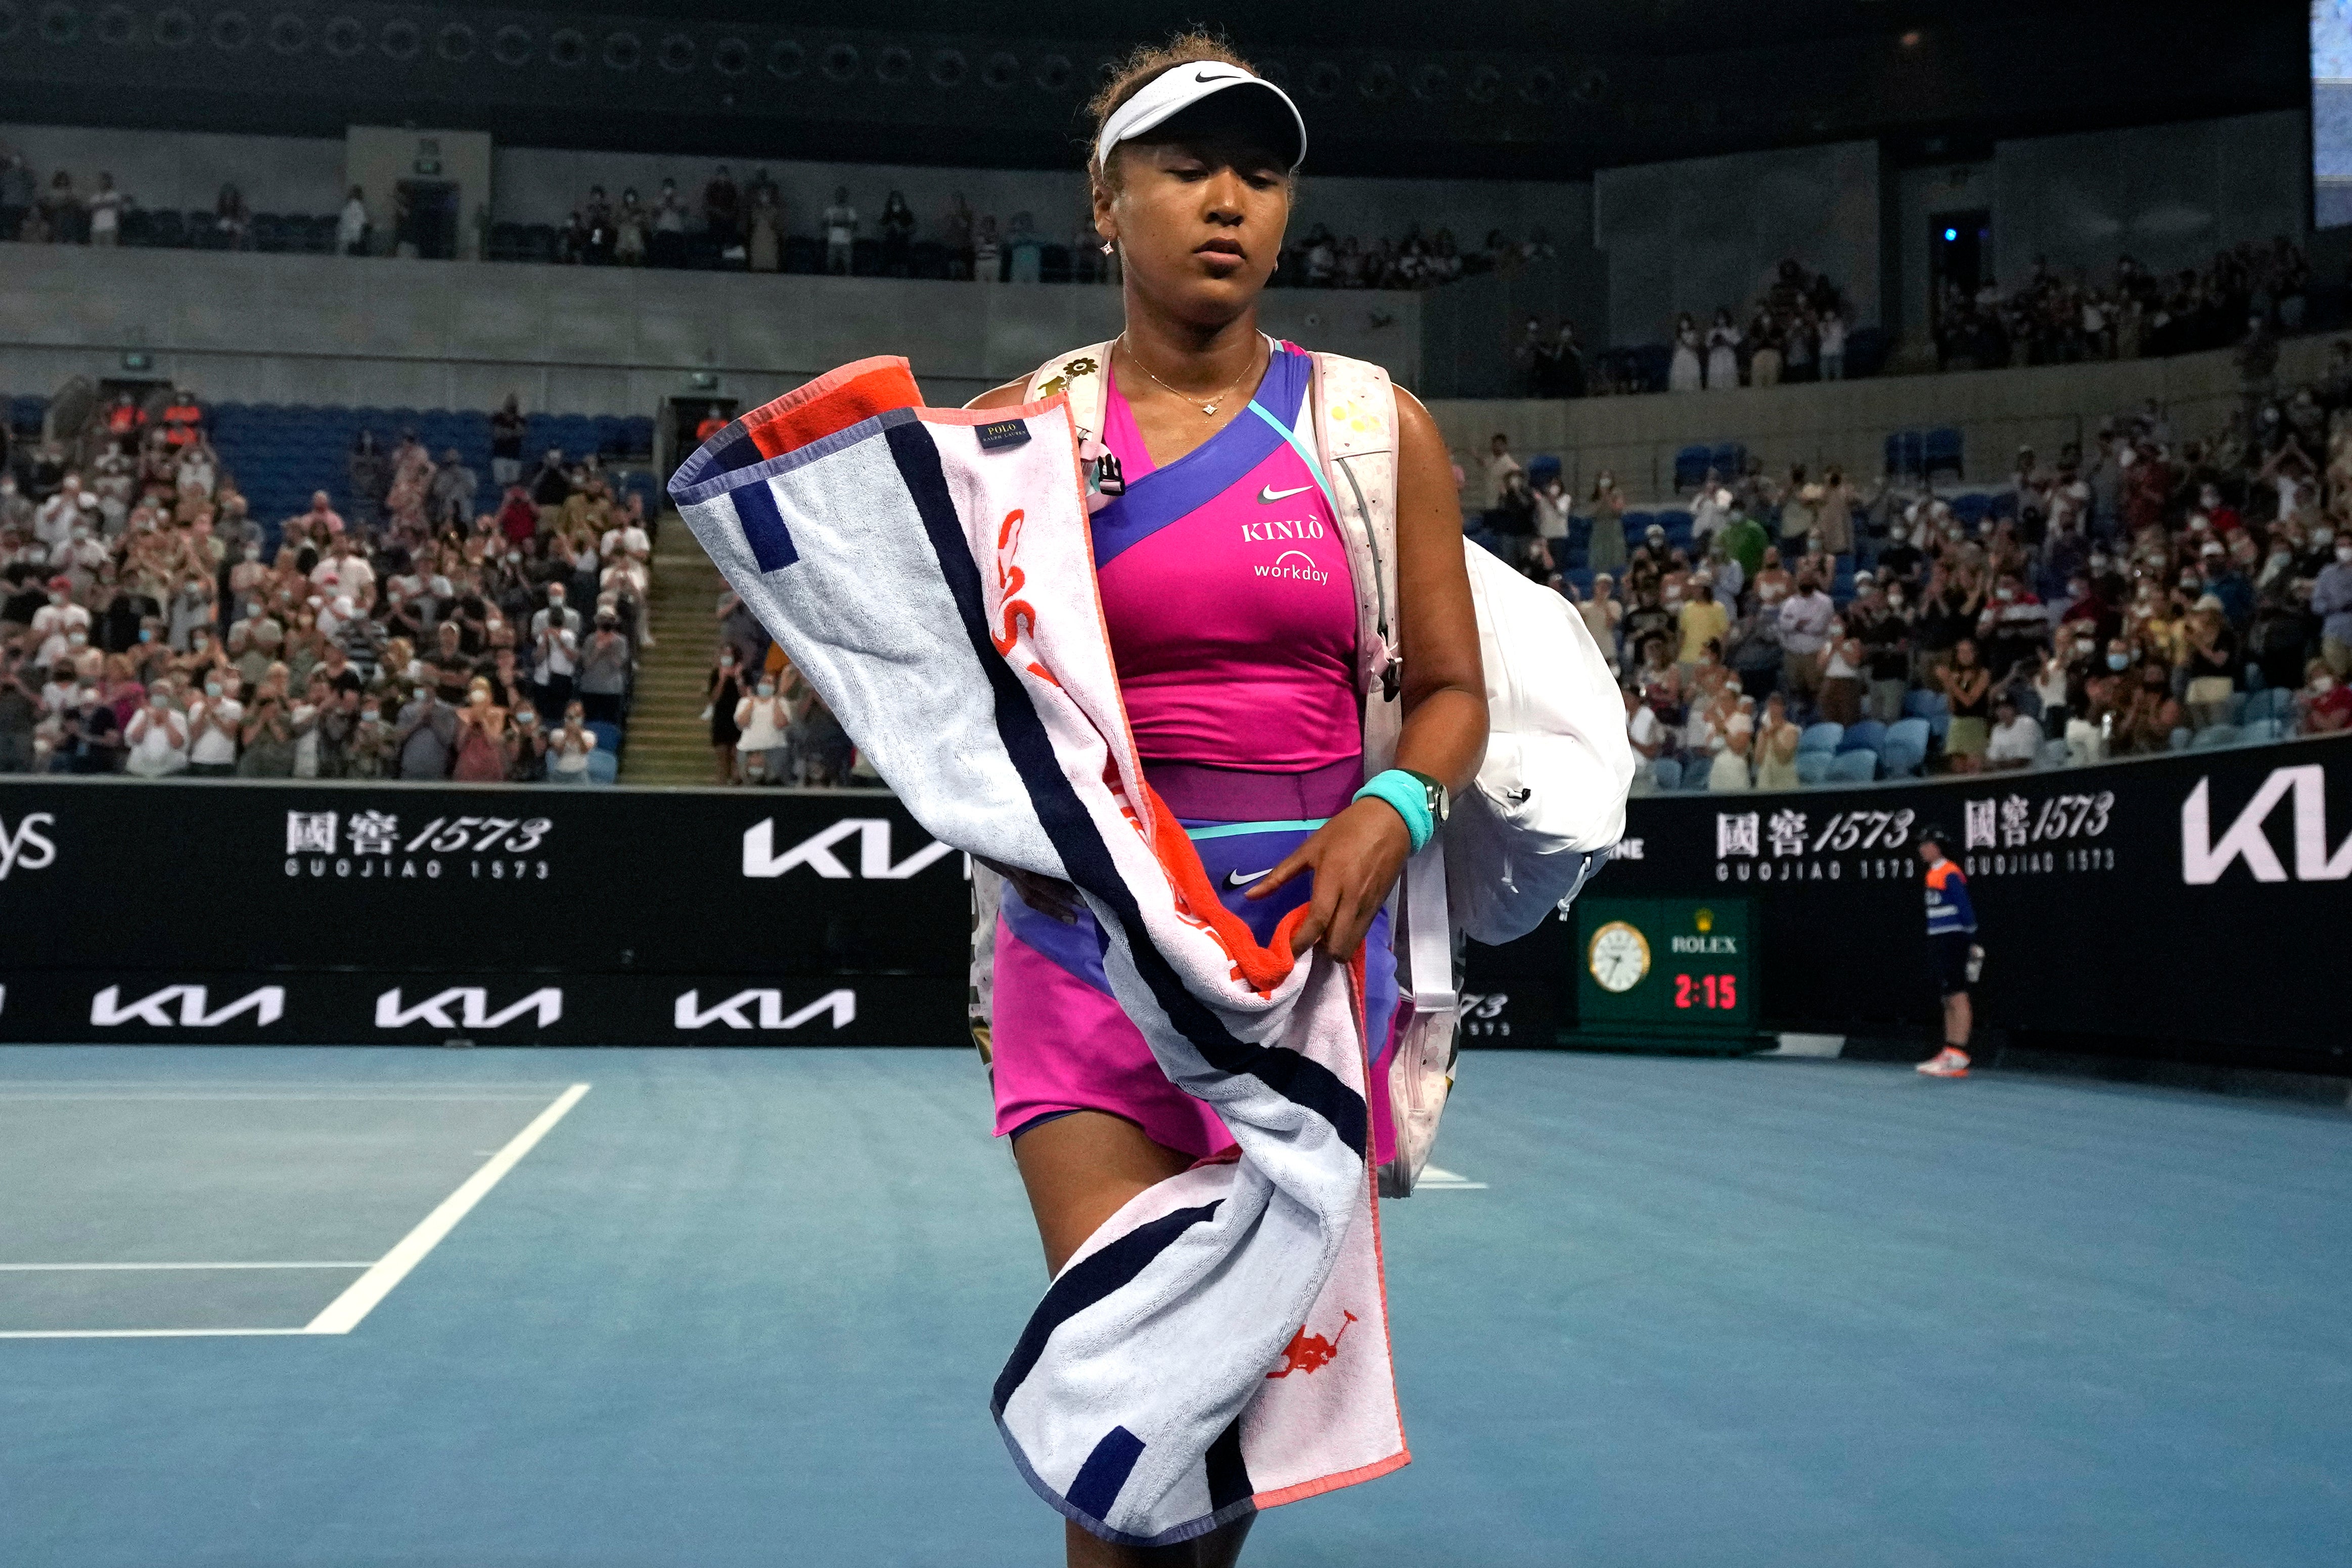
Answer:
[{"left": 965, "top": 33, "right": 1487, "bottom": 1568}]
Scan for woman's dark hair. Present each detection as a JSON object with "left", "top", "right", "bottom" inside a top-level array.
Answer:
[{"left": 1087, "top": 30, "right": 1260, "bottom": 184}]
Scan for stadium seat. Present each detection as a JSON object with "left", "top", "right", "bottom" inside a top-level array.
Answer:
[
  {"left": 1879, "top": 718, "right": 1931, "bottom": 776},
  {"left": 1839, "top": 719, "right": 1886, "bottom": 754},
  {"left": 1673, "top": 445, "right": 1713, "bottom": 492},
  {"left": 2244, "top": 688, "right": 2293, "bottom": 726},
  {"left": 1949, "top": 493, "right": 1991, "bottom": 527},
  {"left": 1799, "top": 722, "right": 1843, "bottom": 754},
  {"left": 2037, "top": 738, "right": 2072, "bottom": 769},
  {"left": 2189, "top": 724, "right": 2241, "bottom": 750},
  {"left": 1922, "top": 427, "right": 1964, "bottom": 481},
  {"left": 1709, "top": 443, "right": 1745, "bottom": 477},
  {"left": 585, "top": 721, "right": 623, "bottom": 757},
  {"left": 1828, "top": 750, "right": 1878, "bottom": 783},
  {"left": 1651, "top": 757, "right": 1683, "bottom": 791},
  {"left": 2244, "top": 717, "right": 2285, "bottom": 744},
  {"left": 1885, "top": 430, "right": 1922, "bottom": 479},
  {"left": 1795, "top": 751, "right": 1833, "bottom": 786},
  {"left": 586, "top": 750, "right": 620, "bottom": 785},
  {"left": 1679, "top": 762, "right": 1711, "bottom": 792}
]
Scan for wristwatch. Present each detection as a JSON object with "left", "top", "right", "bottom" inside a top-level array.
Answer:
[{"left": 1399, "top": 768, "right": 1449, "bottom": 824}]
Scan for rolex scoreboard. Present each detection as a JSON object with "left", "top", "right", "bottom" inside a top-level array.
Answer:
[{"left": 1570, "top": 897, "right": 1763, "bottom": 1050}]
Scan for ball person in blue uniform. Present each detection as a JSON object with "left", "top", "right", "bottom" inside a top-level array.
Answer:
[{"left": 1914, "top": 824, "right": 1980, "bottom": 1079}]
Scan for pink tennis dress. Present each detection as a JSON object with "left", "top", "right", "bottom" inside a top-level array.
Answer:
[{"left": 988, "top": 341, "right": 1401, "bottom": 1161}]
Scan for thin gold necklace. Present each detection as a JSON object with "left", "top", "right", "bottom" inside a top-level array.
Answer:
[{"left": 1117, "top": 333, "right": 1261, "bottom": 418}]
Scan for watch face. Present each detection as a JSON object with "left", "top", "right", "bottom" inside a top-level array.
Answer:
[{"left": 1588, "top": 920, "right": 1651, "bottom": 994}]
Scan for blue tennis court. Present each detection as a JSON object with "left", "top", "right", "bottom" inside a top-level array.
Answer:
[{"left": 3, "top": 1045, "right": 2345, "bottom": 1566}]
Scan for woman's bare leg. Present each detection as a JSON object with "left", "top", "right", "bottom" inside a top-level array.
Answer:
[{"left": 1013, "top": 1113, "right": 1256, "bottom": 1568}]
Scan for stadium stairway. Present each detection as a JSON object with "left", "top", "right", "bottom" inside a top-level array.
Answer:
[{"left": 619, "top": 514, "right": 731, "bottom": 786}]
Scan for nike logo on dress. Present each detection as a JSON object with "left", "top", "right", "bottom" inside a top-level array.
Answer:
[
  {"left": 1224, "top": 867, "right": 1274, "bottom": 889},
  {"left": 1257, "top": 484, "right": 1314, "bottom": 503}
]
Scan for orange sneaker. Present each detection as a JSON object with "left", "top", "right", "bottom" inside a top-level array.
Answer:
[{"left": 1917, "top": 1047, "right": 1971, "bottom": 1078}]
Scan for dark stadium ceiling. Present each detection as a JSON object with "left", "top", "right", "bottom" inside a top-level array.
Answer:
[{"left": 0, "top": 0, "right": 2308, "bottom": 178}]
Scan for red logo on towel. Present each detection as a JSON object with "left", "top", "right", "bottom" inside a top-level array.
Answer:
[{"left": 1266, "top": 1310, "right": 1356, "bottom": 1378}]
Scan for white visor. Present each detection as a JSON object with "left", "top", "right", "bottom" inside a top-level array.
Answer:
[{"left": 1094, "top": 62, "right": 1306, "bottom": 175}]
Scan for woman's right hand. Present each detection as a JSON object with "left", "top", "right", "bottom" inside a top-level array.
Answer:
[{"left": 975, "top": 855, "right": 1079, "bottom": 924}]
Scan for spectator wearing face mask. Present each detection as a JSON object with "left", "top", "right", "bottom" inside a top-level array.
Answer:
[
  {"left": 1935, "top": 637, "right": 1992, "bottom": 774},
  {"left": 184, "top": 673, "right": 242, "bottom": 775},
  {"left": 30, "top": 577, "right": 90, "bottom": 667},
  {"left": 507, "top": 703, "right": 548, "bottom": 782},
  {"left": 1983, "top": 693, "right": 2042, "bottom": 771},
  {"left": 122, "top": 686, "right": 189, "bottom": 777},
  {"left": 2298, "top": 658, "right": 2352, "bottom": 734},
  {"left": 1776, "top": 573, "right": 1835, "bottom": 711},
  {"left": 2314, "top": 535, "right": 2352, "bottom": 679},
  {"left": 735, "top": 673, "right": 792, "bottom": 786},
  {"left": 394, "top": 682, "right": 456, "bottom": 779},
  {"left": 529, "top": 586, "right": 581, "bottom": 722},
  {"left": 343, "top": 699, "right": 393, "bottom": 779},
  {"left": 2180, "top": 597, "right": 2239, "bottom": 729},
  {"left": 1814, "top": 615, "right": 1865, "bottom": 726},
  {"left": 576, "top": 611, "right": 631, "bottom": 724},
  {"left": 548, "top": 701, "right": 597, "bottom": 783},
  {"left": 58, "top": 679, "right": 123, "bottom": 773}
]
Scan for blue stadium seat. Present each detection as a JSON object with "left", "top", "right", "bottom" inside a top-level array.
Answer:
[
  {"left": 1673, "top": 445, "right": 1712, "bottom": 492},
  {"left": 1651, "top": 757, "right": 1683, "bottom": 792},
  {"left": 2244, "top": 717, "right": 2285, "bottom": 745},
  {"left": 2223, "top": 691, "right": 2248, "bottom": 726},
  {"left": 1828, "top": 750, "right": 1878, "bottom": 783},
  {"left": 1795, "top": 751, "right": 1833, "bottom": 786},
  {"left": 1839, "top": 719, "right": 1886, "bottom": 755},
  {"left": 586, "top": 750, "right": 620, "bottom": 785},
  {"left": 1949, "top": 493, "right": 1991, "bottom": 527},
  {"left": 1709, "top": 443, "right": 1745, "bottom": 477},
  {"left": 1879, "top": 718, "right": 1931, "bottom": 776},
  {"left": 1922, "top": 427, "right": 1964, "bottom": 481},
  {"left": 1799, "top": 722, "right": 1844, "bottom": 754},
  {"left": 2038, "top": 739, "right": 2072, "bottom": 769},
  {"left": 2243, "top": 687, "right": 2293, "bottom": 726},
  {"left": 1885, "top": 430, "right": 1922, "bottom": 478},
  {"left": 2189, "top": 724, "right": 2241, "bottom": 750},
  {"left": 585, "top": 721, "right": 623, "bottom": 757},
  {"left": 1679, "top": 761, "right": 1712, "bottom": 792}
]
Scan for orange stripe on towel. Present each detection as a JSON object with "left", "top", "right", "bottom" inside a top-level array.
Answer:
[
  {"left": 740, "top": 355, "right": 925, "bottom": 459},
  {"left": 1140, "top": 782, "right": 1316, "bottom": 998}
]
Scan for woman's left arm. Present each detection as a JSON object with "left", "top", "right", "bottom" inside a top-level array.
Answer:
[{"left": 1254, "top": 389, "right": 1489, "bottom": 959}]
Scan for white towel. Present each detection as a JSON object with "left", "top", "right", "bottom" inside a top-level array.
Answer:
[{"left": 671, "top": 357, "right": 1406, "bottom": 1547}]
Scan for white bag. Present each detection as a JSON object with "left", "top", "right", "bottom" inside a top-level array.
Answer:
[{"left": 1446, "top": 543, "right": 1632, "bottom": 944}]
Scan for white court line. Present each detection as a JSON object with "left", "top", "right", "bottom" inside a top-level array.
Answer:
[
  {"left": 0, "top": 1327, "right": 313, "bottom": 1340},
  {"left": 0, "top": 1262, "right": 374, "bottom": 1271},
  {"left": 1416, "top": 1165, "right": 1489, "bottom": 1190},
  {"left": 303, "top": 1083, "right": 591, "bottom": 1335},
  {"left": 0, "top": 1094, "right": 559, "bottom": 1103}
]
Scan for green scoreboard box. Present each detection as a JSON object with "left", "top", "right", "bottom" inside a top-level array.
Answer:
[{"left": 1569, "top": 897, "right": 1766, "bottom": 1051}]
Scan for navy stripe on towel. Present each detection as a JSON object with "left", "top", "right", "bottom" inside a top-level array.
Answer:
[
  {"left": 1205, "top": 1415, "right": 1253, "bottom": 1512},
  {"left": 885, "top": 419, "right": 1367, "bottom": 1157},
  {"left": 731, "top": 476, "right": 799, "bottom": 571},
  {"left": 1067, "top": 1427, "right": 1147, "bottom": 1523},
  {"left": 992, "top": 1200, "right": 1225, "bottom": 1411}
]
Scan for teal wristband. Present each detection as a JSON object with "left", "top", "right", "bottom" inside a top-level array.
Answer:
[{"left": 1353, "top": 769, "right": 1434, "bottom": 853}]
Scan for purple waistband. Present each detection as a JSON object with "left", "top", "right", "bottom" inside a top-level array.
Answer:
[{"left": 1142, "top": 758, "right": 1363, "bottom": 822}]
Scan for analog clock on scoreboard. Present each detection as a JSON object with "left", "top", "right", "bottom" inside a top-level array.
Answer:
[{"left": 1571, "top": 897, "right": 1758, "bottom": 1046}]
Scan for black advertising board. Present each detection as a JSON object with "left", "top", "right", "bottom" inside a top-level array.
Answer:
[
  {"left": 1466, "top": 734, "right": 2352, "bottom": 1076},
  {"left": 4, "top": 734, "right": 2347, "bottom": 1068},
  {"left": 0, "top": 778, "right": 969, "bottom": 1045}
]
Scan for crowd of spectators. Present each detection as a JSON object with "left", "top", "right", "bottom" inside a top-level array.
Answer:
[
  {"left": 1468, "top": 362, "right": 2352, "bottom": 791},
  {"left": 1933, "top": 242, "right": 2312, "bottom": 371},
  {"left": 0, "top": 387, "right": 652, "bottom": 781}
]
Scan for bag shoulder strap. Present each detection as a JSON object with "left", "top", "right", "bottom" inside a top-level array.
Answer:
[
  {"left": 1308, "top": 350, "right": 1402, "bottom": 717},
  {"left": 1024, "top": 343, "right": 1116, "bottom": 441}
]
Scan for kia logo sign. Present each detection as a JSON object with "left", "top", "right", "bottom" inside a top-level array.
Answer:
[
  {"left": 373, "top": 987, "right": 564, "bottom": 1030},
  {"left": 91, "top": 984, "right": 285, "bottom": 1028},
  {"left": 672, "top": 988, "right": 855, "bottom": 1030},
  {"left": 2181, "top": 765, "right": 2352, "bottom": 884},
  {"left": 741, "top": 818, "right": 956, "bottom": 880}
]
